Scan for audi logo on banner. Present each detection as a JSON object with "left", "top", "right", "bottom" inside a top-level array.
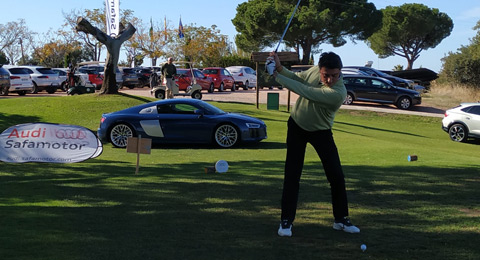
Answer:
[{"left": 0, "top": 123, "right": 103, "bottom": 163}]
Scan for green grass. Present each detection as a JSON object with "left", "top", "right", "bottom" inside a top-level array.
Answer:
[{"left": 0, "top": 94, "right": 479, "bottom": 260}]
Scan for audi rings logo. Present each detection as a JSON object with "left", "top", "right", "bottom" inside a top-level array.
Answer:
[
  {"left": 53, "top": 128, "right": 89, "bottom": 140},
  {"left": 0, "top": 123, "right": 103, "bottom": 163}
]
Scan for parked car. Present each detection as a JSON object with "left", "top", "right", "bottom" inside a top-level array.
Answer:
[
  {"left": 342, "top": 75, "right": 421, "bottom": 110},
  {"left": 343, "top": 66, "right": 416, "bottom": 90},
  {"left": 151, "top": 62, "right": 203, "bottom": 100},
  {"left": 97, "top": 98, "right": 267, "bottom": 148},
  {"left": 226, "top": 66, "right": 257, "bottom": 90},
  {"left": 119, "top": 67, "right": 139, "bottom": 89},
  {"left": 53, "top": 68, "right": 90, "bottom": 91},
  {"left": 202, "top": 67, "right": 235, "bottom": 92},
  {"left": 0, "top": 65, "right": 11, "bottom": 96},
  {"left": 175, "top": 68, "right": 214, "bottom": 92},
  {"left": 78, "top": 62, "right": 123, "bottom": 87},
  {"left": 18, "top": 66, "right": 62, "bottom": 94},
  {"left": 2, "top": 66, "right": 34, "bottom": 96},
  {"left": 134, "top": 67, "right": 152, "bottom": 87},
  {"left": 51, "top": 68, "right": 68, "bottom": 91},
  {"left": 442, "top": 103, "right": 480, "bottom": 142},
  {"left": 78, "top": 67, "right": 104, "bottom": 89}
]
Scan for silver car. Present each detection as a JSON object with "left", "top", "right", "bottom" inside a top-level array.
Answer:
[
  {"left": 19, "top": 66, "right": 62, "bottom": 94},
  {"left": 226, "top": 66, "right": 257, "bottom": 90}
]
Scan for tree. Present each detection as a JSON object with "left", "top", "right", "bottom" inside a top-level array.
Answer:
[
  {"left": 169, "top": 24, "right": 230, "bottom": 67},
  {"left": 440, "top": 21, "right": 480, "bottom": 88},
  {"left": 76, "top": 18, "right": 136, "bottom": 94},
  {"left": 232, "top": 0, "right": 382, "bottom": 64},
  {"left": 63, "top": 8, "right": 136, "bottom": 62},
  {"left": 128, "top": 18, "right": 167, "bottom": 67},
  {"left": 0, "top": 51, "right": 9, "bottom": 64},
  {"left": 0, "top": 19, "right": 36, "bottom": 64},
  {"left": 367, "top": 3, "right": 453, "bottom": 70}
]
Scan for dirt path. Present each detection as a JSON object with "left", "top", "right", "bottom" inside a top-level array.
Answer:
[{"left": 121, "top": 87, "right": 445, "bottom": 118}]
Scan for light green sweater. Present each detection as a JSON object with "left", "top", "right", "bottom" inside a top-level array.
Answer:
[{"left": 275, "top": 66, "right": 346, "bottom": 131}]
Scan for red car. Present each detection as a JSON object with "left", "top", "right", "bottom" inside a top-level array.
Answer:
[
  {"left": 202, "top": 67, "right": 235, "bottom": 92},
  {"left": 78, "top": 67, "right": 104, "bottom": 89},
  {"left": 175, "top": 69, "right": 215, "bottom": 92}
]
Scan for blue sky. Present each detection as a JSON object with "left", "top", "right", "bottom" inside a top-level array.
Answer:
[{"left": 1, "top": 0, "right": 480, "bottom": 72}]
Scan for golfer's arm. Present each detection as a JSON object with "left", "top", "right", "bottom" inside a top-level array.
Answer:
[{"left": 275, "top": 73, "right": 344, "bottom": 106}]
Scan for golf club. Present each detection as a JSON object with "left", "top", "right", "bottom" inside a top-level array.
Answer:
[
  {"left": 275, "top": 0, "right": 302, "bottom": 52},
  {"left": 266, "top": 0, "right": 302, "bottom": 75}
]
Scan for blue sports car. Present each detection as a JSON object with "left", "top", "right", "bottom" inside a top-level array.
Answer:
[{"left": 97, "top": 98, "right": 267, "bottom": 148}]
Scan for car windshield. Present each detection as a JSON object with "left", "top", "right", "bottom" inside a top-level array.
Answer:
[
  {"left": 203, "top": 69, "right": 218, "bottom": 74},
  {"left": 198, "top": 102, "right": 226, "bottom": 115},
  {"left": 8, "top": 68, "right": 30, "bottom": 74},
  {"left": 37, "top": 68, "right": 57, "bottom": 74},
  {"left": 228, "top": 68, "right": 241, "bottom": 73}
]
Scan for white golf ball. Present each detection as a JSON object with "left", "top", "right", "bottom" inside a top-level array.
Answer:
[{"left": 361, "top": 244, "right": 367, "bottom": 251}]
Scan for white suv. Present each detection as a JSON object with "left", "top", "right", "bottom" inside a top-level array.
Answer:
[
  {"left": 2, "top": 66, "right": 34, "bottom": 95},
  {"left": 442, "top": 103, "right": 480, "bottom": 142},
  {"left": 20, "top": 66, "right": 62, "bottom": 94}
]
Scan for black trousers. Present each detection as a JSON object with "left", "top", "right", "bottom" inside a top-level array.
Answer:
[{"left": 281, "top": 117, "right": 349, "bottom": 222}]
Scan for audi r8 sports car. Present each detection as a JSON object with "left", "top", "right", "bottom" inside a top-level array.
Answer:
[{"left": 97, "top": 99, "right": 267, "bottom": 148}]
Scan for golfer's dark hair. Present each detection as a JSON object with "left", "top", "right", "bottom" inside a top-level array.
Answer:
[{"left": 318, "top": 52, "right": 343, "bottom": 69}]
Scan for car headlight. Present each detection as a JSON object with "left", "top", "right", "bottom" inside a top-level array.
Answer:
[{"left": 246, "top": 123, "right": 261, "bottom": 128}]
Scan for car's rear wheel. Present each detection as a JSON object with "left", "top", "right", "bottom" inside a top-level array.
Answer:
[
  {"left": 208, "top": 83, "right": 214, "bottom": 93},
  {"left": 31, "top": 82, "right": 38, "bottom": 94},
  {"left": 47, "top": 87, "right": 56, "bottom": 94},
  {"left": 219, "top": 82, "right": 224, "bottom": 92},
  {"left": 0, "top": 86, "right": 8, "bottom": 96},
  {"left": 214, "top": 124, "right": 239, "bottom": 148},
  {"left": 109, "top": 123, "right": 134, "bottom": 148},
  {"left": 396, "top": 96, "right": 412, "bottom": 110},
  {"left": 192, "top": 90, "right": 202, "bottom": 100},
  {"left": 231, "top": 83, "right": 236, "bottom": 92},
  {"left": 343, "top": 93, "right": 354, "bottom": 105},
  {"left": 155, "top": 89, "right": 165, "bottom": 99},
  {"left": 244, "top": 81, "right": 249, "bottom": 90},
  {"left": 448, "top": 123, "right": 468, "bottom": 142}
]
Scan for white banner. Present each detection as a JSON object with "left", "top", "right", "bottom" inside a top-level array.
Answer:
[
  {"left": 0, "top": 123, "right": 102, "bottom": 163},
  {"left": 105, "top": 0, "right": 120, "bottom": 37}
]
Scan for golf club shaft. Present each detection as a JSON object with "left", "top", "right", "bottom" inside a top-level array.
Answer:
[{"left": 275, "top": 0, "right": 302, "bottom": 52}]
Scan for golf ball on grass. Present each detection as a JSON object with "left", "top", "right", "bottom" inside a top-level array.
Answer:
[{"left": 361, "top": 244, "right": 367, "bottom": 252}]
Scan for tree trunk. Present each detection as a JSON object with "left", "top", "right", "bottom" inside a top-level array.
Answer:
[
  {"left": 300, "top": 42, "right": 312, "bottom": 65},
  {"left": 75, "top": 17, "right": 136, "bottom": 94}
]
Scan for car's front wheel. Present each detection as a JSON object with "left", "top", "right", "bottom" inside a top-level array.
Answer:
[
  {"left": 0, "top": 85, "right": 8, "bottom": 96},
  {"left": 448, "top": 123, "right": 468, "bottom": 142},
  {"left": 343, "top": 93, "right": 354, "bottom": 105},
  {"left": 214, "top": 124, "right": 239, "bottom": 148},
  {"left": 192, "top": 90, "right": 202, "bottom": 100},
  {"left": 208, "top": 83, "right": 214, "bottom": 93},
  {"left": 154, "top": 89, "right": 165, "bottom": 99},
  {"left": 396, "top": 96, "right": 412, "bottom": 110},
  {"left": 109, "top": 123, "right": 134, "bottom": 148},
  {"left": 243, "top": 81, "right": 249, "bottom": 90},
  {"left": 219, "top": 82, "right": 225, "bottom": 92}
]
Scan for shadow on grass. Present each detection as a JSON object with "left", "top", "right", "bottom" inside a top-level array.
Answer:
[
  {"left": 0, "top": 160, "right": 479, "bottom": 259},
  {"left": 0, "top": 113, "right": 42, "bottom": 131}
]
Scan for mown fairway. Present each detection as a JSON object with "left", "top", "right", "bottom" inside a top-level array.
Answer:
[{"left": 0, "top": 94, "right": 479, "bottom": 260}]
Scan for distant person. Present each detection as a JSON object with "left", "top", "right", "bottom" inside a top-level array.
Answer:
[
  {"left": 149, "top": 70, "right": 158, "bottom": 89},
  {"left": 161, "top": 57, "right": 177, "bottom": 99},
  {"left": 67, "top": 63, "right": 76, "bottom": 89},
  {"left": 271, "top": 51, "right": 360, "bottom": 237}
]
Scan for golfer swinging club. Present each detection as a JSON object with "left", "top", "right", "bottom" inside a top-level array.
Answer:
[{"left": 271, "top": 51, "right": 360, "bottom": 237}]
